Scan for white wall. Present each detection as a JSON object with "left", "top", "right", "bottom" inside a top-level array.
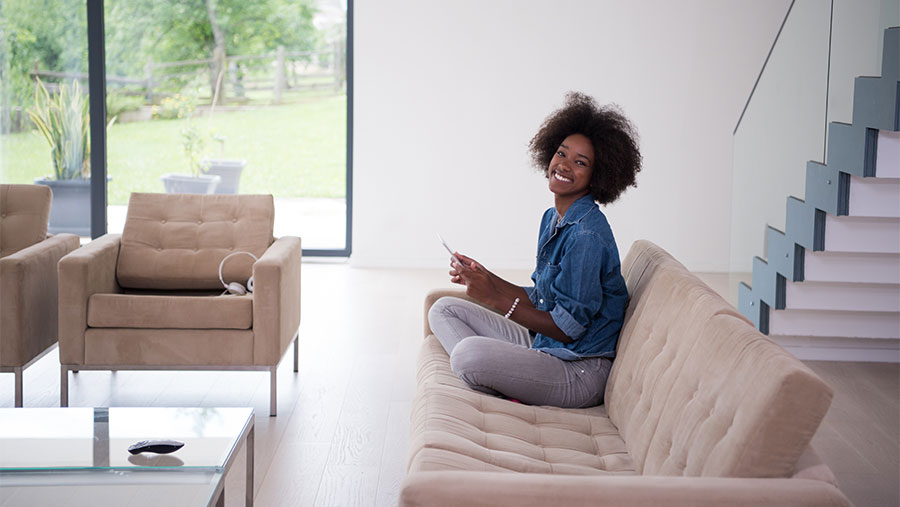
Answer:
[{"left": 353, "top": 0, "right": 788, "bottom": 271}]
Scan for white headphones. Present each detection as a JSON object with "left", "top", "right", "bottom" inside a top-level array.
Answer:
[{"left": 218, "top": 251, "right": 258, "bottom": 295}]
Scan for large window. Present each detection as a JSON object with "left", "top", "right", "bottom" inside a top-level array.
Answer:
[
  {"left": 1, "top": 0, "right": 351, "bottom": 255},
  {"left": 1, "top": 0, "right": 93, "bottom": 236}
]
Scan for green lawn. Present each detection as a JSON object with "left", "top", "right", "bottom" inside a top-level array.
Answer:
[{"left": 1, "top": 94, "right": 346, "bottom": 205}]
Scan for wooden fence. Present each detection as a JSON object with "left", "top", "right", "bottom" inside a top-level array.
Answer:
[{"left": 23, "top": 41, "right": 344, "bottom": 107}]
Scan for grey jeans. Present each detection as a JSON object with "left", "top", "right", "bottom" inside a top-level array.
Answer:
[{"left": 428, "top": 296, "right": 612, "bottom": 408}]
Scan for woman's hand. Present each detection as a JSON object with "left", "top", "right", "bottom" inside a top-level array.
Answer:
[{"left": 449, "top": 253, "right": 505, "bottom": 309}]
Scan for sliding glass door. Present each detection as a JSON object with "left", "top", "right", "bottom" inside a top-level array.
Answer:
[
  {"left": 1, "top": 0, "right": 351, "bottom": 255},
  {"left": 0, "top": 0, "right": 93, "bottom": 235}
]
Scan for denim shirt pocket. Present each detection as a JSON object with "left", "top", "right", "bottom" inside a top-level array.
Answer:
[{"left": 535, "top": 263, "right": 561, "bottom": 310}]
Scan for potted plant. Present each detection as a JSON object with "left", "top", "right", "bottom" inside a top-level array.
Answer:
[
  {"left": 159, "top": 119, "right": 220, "bottom": 194},
  {"left": 28, "top": 78, "right": 113, "bottom": 236},
  {"left": 202, "top": 134, "right": 246, "bottom": 194},
  {"left": 200, "top": 71, "right": 246, "bottom": 194}
]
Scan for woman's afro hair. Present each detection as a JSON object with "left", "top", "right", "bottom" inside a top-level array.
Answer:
[{"left": 529, "top": 92, "right": 642, "bottom": 205}]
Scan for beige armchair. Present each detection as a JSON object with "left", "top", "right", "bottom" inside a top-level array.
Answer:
[
  {"left": 58, "top": 193, "right": 301, "bottom": 416},
  {"left": 1, "top": 184, "right": 80, "bottom": 406}
]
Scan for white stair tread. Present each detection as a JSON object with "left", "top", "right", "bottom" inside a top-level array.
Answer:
[
  {"left": 769, "top": 309, "right": 900, "bottom": 339},
  {"left": 824, "top": 215, "right": 900, "bottom": 253},
  {"left": 877, "top": 130, "right": 900, "bottom": 178},
  {"left": 784, "top": 280, "right": 900, "bottom": 312},
  {"left": 849, "top": 175, "right": 900, "bottom": 218},
  {"left": 804, "top": 251, "right": 900, "bottom": 283}
]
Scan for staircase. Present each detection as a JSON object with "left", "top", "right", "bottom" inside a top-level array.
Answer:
[{"left": 739, "top": 27, "right": 900, "bottom": 362}]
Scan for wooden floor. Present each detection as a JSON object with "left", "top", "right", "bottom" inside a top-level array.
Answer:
[{"left": 1, "top": 264, "right": 897, "bottom": 507}]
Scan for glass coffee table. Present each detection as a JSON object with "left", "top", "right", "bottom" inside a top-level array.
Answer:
[{"left": 0, "top": 407, "right": 254, "bottom": 507}]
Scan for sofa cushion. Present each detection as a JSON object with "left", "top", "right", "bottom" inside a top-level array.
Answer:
[
  {"left": 87, "top": 293, "right": 252, "bottom": 329},
  {"left": 0, "top": 184, "right": 51, "bottom": 258},
  {"left": 409, "top": 335, "right": 634, "bottom": 476},
  {"left": 605, "top": 240, "right": 833, "bottom": 479},
  {"left": 408, "top": 382, "right": 635, "bottom": 475},
  {"left": 116, "top": 193, "right": 274, "bottom": 290}
]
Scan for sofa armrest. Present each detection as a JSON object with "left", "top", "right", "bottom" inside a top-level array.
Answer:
[
  {"left": 0, "top": 233, "right": 80, "bottom": 367},
  {"left": 58, "top": 234, "right": 121, "bottom": 365},
  {"left": 423, "top": 288, "right": 476, "bottom": 338},
  {"left": 400, "top": 471, "right": 851, "bottom": 507},
  {"left": 252, "top": 236, "right": 301, "bottom": 365}
]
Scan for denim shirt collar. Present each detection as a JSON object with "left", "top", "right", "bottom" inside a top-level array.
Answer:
[{"left": 555, "top": 194, "right": 597, "bottom": 228}]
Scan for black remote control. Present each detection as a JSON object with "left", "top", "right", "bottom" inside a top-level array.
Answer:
[{"left": 127, "top": 439, "right": 185, "bottom": 455}]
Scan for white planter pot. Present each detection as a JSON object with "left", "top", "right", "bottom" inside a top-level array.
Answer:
[
  {"left": 202, "top": 159, "right": 246, "bottom": 194},
  {"left": 160, "top": 173, "right": 221, "bottom": 194}
]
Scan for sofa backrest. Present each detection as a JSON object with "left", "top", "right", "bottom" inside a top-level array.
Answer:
[
  {"left": 0, "top": 184, "right": 51, "bottom": 258},
  {"left": 605, "top": 240, "right": 833, "bottom": 479},
  {"left": 116, "top": 193, "right": 274, "bottom": 290}
]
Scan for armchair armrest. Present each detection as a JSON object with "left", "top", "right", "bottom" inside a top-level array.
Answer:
[
  {"left": 400, "top": 471, "right": 850, "bottom": 507},
  {"left": 0, "top": 233, "right": 80, "bottom": 367},
  {"left": 58, "top": 234, "right": 122, "bottom": 365},
  {"left": 252, "top": 236, "right": 301, "bottom": 365}
]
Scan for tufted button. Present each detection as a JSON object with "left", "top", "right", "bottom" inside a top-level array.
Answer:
[
  {"left": 161, "top": 219, "right": 166, "bottom": 224},
  {"left": 232, "top": 218, "right": 238, "bottom": 223},
  {"left": 157, "top": 247, "right": 162, "bottom": 251},
  {"left": 1, "top": 213, "right": 6, "bottom": 218},
  {"left": 197, "top": 220, "right": 203, "bottom": 225}
]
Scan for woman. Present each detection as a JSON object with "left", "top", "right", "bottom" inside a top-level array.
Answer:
[{"left": 428, "top": 92, "right": 642, "bottom": 408}]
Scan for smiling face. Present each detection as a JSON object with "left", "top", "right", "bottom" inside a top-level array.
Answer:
[{"left": 547, "top": 133, "right": 594, "bottom": 201}]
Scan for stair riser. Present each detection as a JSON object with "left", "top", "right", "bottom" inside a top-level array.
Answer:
[
  {"left": 824, "top": 215, "right": 900, "bottom": 253},
  {"left": 769, "top": 310, "right": 900, "bottom": 339},
  {"left": 877, "top": 130, "right": 900, "bottom": 177},
  {"left": 849, "top": 175, "right": 900, "bottom": 217},
  {"left": 770, "top": 336, "right": 900, "bottom": 362},
  {"left": 804, "top": 251, "right": 900, "bottom": 284},
  {"left": 784, "top": 282, "right": 900, "bottom": 312}
]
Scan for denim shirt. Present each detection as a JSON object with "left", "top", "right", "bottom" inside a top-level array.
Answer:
[{"left": 523, "top": 195, "right": 628, "bottom": 360}]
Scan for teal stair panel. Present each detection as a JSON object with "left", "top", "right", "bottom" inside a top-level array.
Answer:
[
  {"left": 852, "top": 77, "right": 899, "bottom": 131},
  {"left": 738, "top": 282, "right": 770, "bottom": 335},
  {"left": 738, "top": 282, "right": 763, "bottom": 330},
  {"left": 752, "top": 256, "right": 785, "bottom": 310},
  {"left": 766, "top": 225, "right": 804, "bottom": 282},
  {"left": 805, "top": 161, "right": 850, "bottom": 216},
  {"left": 786, "top": 196, "right": 826, "bottom": 251},
  {"left": 826, "top": 122, "right": 878, "bottom": 177},
  {"left": 882, "top": 27, "right": 899, "bottom": 81},
  {"left": 851, "top": 28, "right": 899, "bottom": 131}
]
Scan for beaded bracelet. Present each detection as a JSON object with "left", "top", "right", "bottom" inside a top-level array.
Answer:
[{"left": 504, "top": 297, "right": 520, "bottom": 319}]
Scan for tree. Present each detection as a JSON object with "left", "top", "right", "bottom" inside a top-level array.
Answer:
[
  {"left": 1, "top": 0, "right": 320, "bottom": 110},
  {"left": 104, "top": 0, "right": 318, "bottom": 102}
]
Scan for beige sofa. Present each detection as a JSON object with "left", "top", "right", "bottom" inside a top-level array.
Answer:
[
  {"left": 58, "top": 193, "right": 301, "bottom": 415},
  {"left": 0, "top": 184, "right": 80, "bottom": 406},
  {"left": 401, "top": 240, "right": 850, "bottom": 507}
]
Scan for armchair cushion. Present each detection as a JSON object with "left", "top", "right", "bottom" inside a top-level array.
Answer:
[
  {"left": 116, "top": 193, "right": 275, "bottom": 290},
  {"left": 0, "top": 184, "right": 51, "bottom": 258},
  {"left": 87, "top": 294, "right": 252, "bottom": 329}
]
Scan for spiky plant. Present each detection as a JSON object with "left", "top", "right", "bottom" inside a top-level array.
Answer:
[{"left": 28, "top": 78, "right": 90, "bottom": 180}]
